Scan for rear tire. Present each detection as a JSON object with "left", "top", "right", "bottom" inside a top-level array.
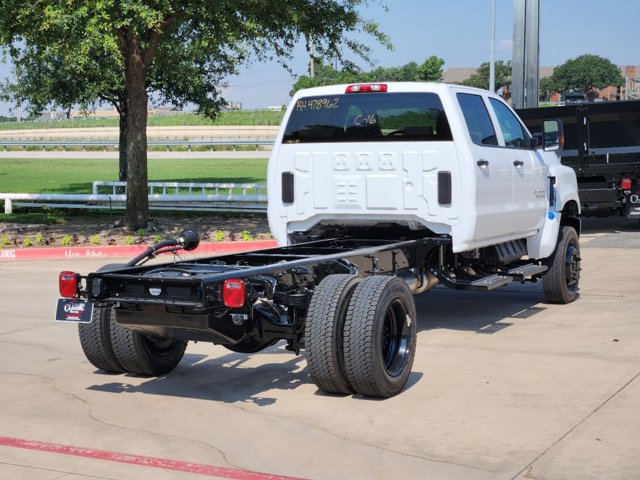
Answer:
[
  {"left": 343, "top": 276, "right": 417, "bottom": 398},
  {"left": 110, "top": 326, "right": 187, "bottom": 376},
  {"left": 78, "top": 303, "right": 124, "bottom": 373},
  {"left": 305, "top": 274, "right": 362, "bottom": 394},
  {"left": 543, "top": 226, "right": 581, "bottom": 304},
  {"left": 77, "top": 264, "right": 125, "bottom": 373}
]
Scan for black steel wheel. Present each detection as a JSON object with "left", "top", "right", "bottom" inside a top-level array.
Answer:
[
  {"left": 543, "top": 226, "right": 581, "bottom": 304},
  {"left": 77, "top": 264, "right": 125, "bottom": 373},
  {"left": 305, "top": 274, "right": 362, "bottom": 394},
  {"left": 110, "top": 327, "right": 187, "bottom": 376},
  {"left": 343, "top": 276, "right": 417, "bottom": 398}
]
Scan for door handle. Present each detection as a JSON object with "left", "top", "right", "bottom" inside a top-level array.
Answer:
[
  {"left": 513, "top": 160, "right": 524, "bottom": 168},
  {"left": 477, "top": 159, "right": 489, "bottom": 168}
]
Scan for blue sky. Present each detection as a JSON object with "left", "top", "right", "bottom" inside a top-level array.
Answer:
[{"left": 0, "top": 0, "right": 638, "bottom": 115}]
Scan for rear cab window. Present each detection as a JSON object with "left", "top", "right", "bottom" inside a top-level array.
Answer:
[{"left": 283, "top": 92, "right": 452, "bottom": 143}]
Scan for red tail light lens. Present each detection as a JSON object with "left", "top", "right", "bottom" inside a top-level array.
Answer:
[
  {"left": 621, "top": 178, "right": 632, "bottom": 190},
  {"left": 345, "top": 83, "right": 388, "bottom": 94},
  {"left": 59, "top": 271, "right": 79, "bottom": 298},
  {"left": 223, "top": 279, "right": 245, "bottom": 308}
]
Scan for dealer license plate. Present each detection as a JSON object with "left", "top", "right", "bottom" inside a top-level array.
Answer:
[
  {"left": 627, "top": 187, "right": 640, "bottom": 217},
  {"left": 55, "top": 298, "right": 93, "bottom": 323}
]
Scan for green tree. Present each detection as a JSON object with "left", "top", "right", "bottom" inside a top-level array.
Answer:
[
  {"left": 290, "top": 55, "right": 444, "bottom": 95},
  {"left": 538, "top": 76, "right": 558, "bottom": 102},
  {"left": 1, "top": 43, "right": 130, "bottom": 182},
  {"left": 462, "top": 61, "right": 512, "bottom": 91},
  {"left": 0, "top": 1, "right": 389, "bottom": 229},
  {"left": 289, "top": 62, "right": 360, "bottom": 96},
  {"left": 548, "top": 54, "right": 623, "bottom": 94}
]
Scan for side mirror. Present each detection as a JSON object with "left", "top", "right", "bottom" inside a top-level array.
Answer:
[
  {"left": 531, "top": 132, "right": 542, "bottom": 148},
  {"left": 542, "top": 119, "right": 564, "bottom": 152}
]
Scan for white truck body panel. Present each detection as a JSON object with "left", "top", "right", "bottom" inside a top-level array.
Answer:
[{"left": 267, "top": 82, "right": 579, "bottom": 258}]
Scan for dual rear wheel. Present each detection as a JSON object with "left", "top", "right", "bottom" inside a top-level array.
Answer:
[
  {"left": 77, "top": 264, "right": 186, "bottom": 376},
  {"left": 305, "top": 274, "right": 417, "bottom": 398}
]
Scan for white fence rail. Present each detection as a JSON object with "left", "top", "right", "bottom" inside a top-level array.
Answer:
[
  {"left": 0, "top": 139, "right": 274, "bottom": 149},
  {"left": 1, "top": 181, "right": 268, "bottom": 214}
]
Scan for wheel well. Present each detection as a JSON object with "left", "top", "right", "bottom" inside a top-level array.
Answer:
[{"left": 561, "top": 201, "right": 581, "bottom": 236}]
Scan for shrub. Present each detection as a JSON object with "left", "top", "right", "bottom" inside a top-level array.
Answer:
[
  {"left": 61, "top": 235, "right": 73, "bottom": 246},
  {"left": 240, "top": 230, "right": 254, "bottom": 241}
]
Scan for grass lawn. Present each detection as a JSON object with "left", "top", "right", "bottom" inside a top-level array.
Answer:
[
  {"left": 0, "top": 157, "right": 268, "bottom": 194},
  {"left": 0, "top": 110, "right": 285, "bottom": 130}
]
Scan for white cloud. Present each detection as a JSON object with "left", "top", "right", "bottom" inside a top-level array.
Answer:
[{"left": 497, "top": 39, "right": 513, "bottom": 52}]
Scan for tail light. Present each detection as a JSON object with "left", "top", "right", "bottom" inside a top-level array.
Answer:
[
  {"left": 345, "top": 83, "right": 388, "bottom": 94},
  {"left": 223, "top": 279, "right": 245, "bottom": 308},
  {"left": 59, "top": 271, "right": 80, "bottom": 298},
  {"left": 621, "top": 178, "right": 632, "bottom": 190}
]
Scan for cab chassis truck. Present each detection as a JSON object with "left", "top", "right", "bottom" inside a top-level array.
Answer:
[{"left": 57, "top": 83, "right": 581, "bottom": 398}]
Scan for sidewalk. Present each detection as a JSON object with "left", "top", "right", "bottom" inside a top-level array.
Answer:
[{"left": 0, "top": 240, "right": 277, "bottom": 261}]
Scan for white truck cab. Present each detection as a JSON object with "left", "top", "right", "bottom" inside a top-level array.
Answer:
[{"left": 268, "top": 82, "right": 579, "bottom": 260}]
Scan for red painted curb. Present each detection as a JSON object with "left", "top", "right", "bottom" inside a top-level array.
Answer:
[
  {"left": 0, "top": 436, "right": 306, "bottom": 480},
  {"left": 0, "top": 240, "right": 277, "bottom": 261}
]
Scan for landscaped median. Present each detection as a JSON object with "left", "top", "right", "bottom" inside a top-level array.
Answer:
[{"left": 0, "top": 240, "right": 277, "bottom": 261}]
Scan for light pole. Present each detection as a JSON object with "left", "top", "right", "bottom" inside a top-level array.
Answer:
[{"left": 489, "top": 0, "right": 496, "bottom": 93}]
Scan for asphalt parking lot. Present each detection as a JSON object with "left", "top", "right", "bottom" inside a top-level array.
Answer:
[{"left": 1, "top": 217, "right": 639, "bottom": 480}]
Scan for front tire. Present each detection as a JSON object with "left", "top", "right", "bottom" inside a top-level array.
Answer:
[
  {"left": 543, "top": 226, "right": 581, "bottom": 304},
  {"left": 343, "top": 276, "right": 417, "bottom": 398}
]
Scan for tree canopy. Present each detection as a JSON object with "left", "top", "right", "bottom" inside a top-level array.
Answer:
[
  {"left": 0, "top": 0, "right": 389, "bottom": 229},
  {"left": 289, "top": 56, "right": 444, "bottom": 95},
  {"left": 461, "top": 60, "right": 512, "bottom": 91},
  {"left": 545, "top": 54, "right": 623, "bottom": 94}
]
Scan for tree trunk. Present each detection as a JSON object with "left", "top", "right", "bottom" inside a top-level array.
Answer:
[
  {"left": 122, "top": 41, "right": 149, "bottom": 230},
  {"left": 118, "top": 103, "right": 128, "bottom": 183}
]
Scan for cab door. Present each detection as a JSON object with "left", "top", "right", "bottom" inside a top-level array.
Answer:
[
  {"left": 456, "top": 92, "right": 515, "bottom": 242},
  {"left": 487, "top": 97, "right": 547, "bottom": 234}
]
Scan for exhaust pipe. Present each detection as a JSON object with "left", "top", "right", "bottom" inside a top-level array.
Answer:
[{"left": 399, "top": 269, "right": 438, "bottom": 295}]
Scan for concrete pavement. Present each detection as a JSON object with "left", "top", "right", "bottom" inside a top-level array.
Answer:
[{"left": 0, "top": 218, "right": 639, "bottom": 479}]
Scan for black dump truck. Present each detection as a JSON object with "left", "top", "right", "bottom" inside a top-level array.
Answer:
[{"left": 518, "top": 100, "right": 640, "bottom": 218}]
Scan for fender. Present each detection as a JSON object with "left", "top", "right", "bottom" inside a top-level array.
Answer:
[
  {"left": 549, "top": 163, "right": 581, "bottom": 216},
  {"left": 527, "top": 163, "right": 580, "bottom": 259}
]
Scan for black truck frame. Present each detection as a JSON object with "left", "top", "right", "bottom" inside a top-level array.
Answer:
[
  {"left": 60, "top": 221, "right": 580, "bottom": 398},
  {"left": 518, "top": 100, "right": 640, "bottom": 218}
]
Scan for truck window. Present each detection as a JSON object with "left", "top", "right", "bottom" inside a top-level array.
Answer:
[
  {"left": 488, "top": 98, "right": 527, "bottom": 148},
  {"left": 283, "top": 92, "right": 452, "bottom": 143},
  {"left": 456, "top": 93, "right": 498, "bottom": 146}
]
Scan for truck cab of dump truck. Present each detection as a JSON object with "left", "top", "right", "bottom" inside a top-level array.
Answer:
[{"left": 267, "top": 82, "right": 578, "bottom": 258}]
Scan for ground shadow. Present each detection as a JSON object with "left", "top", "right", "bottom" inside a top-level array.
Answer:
[
  {"left": 415, "top": 282, "right": 549, "bottom": 334},
  {"left": 86, "top": 283, "right": 553, "bottom": 404},
  {"left": 88, "top": 345, "right": 310, "bottom": 406}
]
